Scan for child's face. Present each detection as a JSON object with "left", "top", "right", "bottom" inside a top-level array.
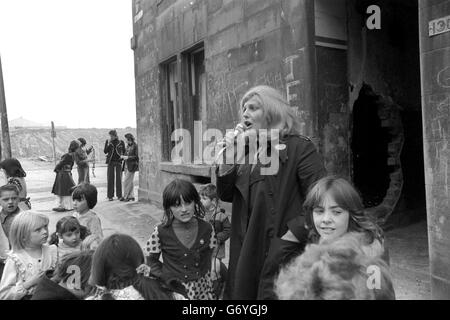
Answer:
[
  {"left": 73, "top": 197, "right": 89, "bottom": 213},
  {"left": 200, "top": 195, "right": 216, "bottom": 211},
  {"left": 170, "top": 197, "right": 195, "bottom": 223},
  {"left": 28, "top": 223, "right": 49, "bottom": 247},
  {"left": 0, "top": 190, "right": 20, "bottom": 214},
  {"left": 61, "top": 230, "right": 81, "bottom": 247},
  {"left": 313, "top": 193, "right": 349, "bottom": 243}
]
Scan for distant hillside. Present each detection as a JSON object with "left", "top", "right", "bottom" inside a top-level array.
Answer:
[
  {"left": 10, "top": 128, "right": 137, "bottom": 162},
  {"left": 9, "top": 117, "right": 46, "bottom": 128}
]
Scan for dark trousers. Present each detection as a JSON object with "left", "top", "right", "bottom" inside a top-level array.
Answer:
[{"left": 107, "top": 161, "right": 122, "bottom": 198}]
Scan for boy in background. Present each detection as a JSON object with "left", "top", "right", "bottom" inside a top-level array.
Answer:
[
  {"left": 0, "top": 184, "right": 21, "bottom": 276},
  {"left": 199, "top": 183, "right": 230, "bottom": 299}
]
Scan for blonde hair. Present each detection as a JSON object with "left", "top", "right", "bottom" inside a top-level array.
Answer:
[
  {"left": 240, "top": 85, "right": 302, "bottom": 137},
  {"left": 275, "top": 232, "right": 394, "bottom": 300},
  {"left": 9, "top": 210, "right": 49, "bottom": 251}
]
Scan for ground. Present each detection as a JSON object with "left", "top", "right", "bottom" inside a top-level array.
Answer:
[{"left": 23, "top": 160, "right": 430, "bottom": 300}]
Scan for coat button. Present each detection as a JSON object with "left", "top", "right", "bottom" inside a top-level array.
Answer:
[
  {"left": 184, "top": 265, "right": 187, "bottom": 269},
  {"left": 185, "top": 275, "right": 188, "bottom": 279},
  {"left": 184, "top": 253, "right": 188, "bottom": 257},
  {"left": 195, "top": 263, "right": 199, "bottom": 267}
]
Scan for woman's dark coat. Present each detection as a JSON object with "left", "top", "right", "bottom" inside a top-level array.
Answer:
[
  {"left": 51, "top": 153, "right": 76, "bottom": 196},
  {"left": 216, "top": 135, "right": 326, "bottom": 300}
]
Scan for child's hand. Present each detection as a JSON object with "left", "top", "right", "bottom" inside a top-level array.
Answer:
[
  {"left": 23, "top": 271, "right": 45, "bottom": 290},
  {"left": 136, "top": 264, "right": 151, "bottom": 277}
]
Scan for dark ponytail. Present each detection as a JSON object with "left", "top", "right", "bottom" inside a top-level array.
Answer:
[
  {"left": 133, "top": 274, "right": 186, "bottom": 300},
  {"left": 49, "top": 232, "right": 59, "bottom": 246}
]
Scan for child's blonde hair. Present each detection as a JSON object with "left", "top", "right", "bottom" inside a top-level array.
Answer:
[
  {"left": 9, "top": 210, "right": 49, "bottom": 251},
  {"left": 275, "top": 232, "right": 395, "bottom": 300}
]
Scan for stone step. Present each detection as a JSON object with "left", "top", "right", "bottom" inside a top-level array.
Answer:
[
  {"left": 388, "top": 157, "right": 400, "bottom": 166},
  {"left": 388, "top": 142, "right": 402, "bottom": 154},
  {"left": 390, "top": 171, "right": 403, "bottom": 180}
]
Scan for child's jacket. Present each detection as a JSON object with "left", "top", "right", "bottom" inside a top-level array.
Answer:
[
  {"left": 146, "top": 218, "right": 216, "bottom": 282},
  {"left": 0, "top": 244, "right": 58, "bottom": 300}
]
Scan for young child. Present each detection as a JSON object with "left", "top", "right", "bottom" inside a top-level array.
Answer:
[
  {"left": 32, "top": 250, "right": 94, "bottom": 300},
  {"left": 1, "top": 185, "right": 22, "bottom": 272},
  {"left": 71, "top": 183, "right": 104, "bottom": 240},
  {"left": 52, "top": 140, "right": 79, "bottom": 212},
  {"left": 275, "top": 232, "right": 395, "bottom": 300},
  {"left": 145, "top": 179, "right": 218, "bottom": 300},
  {"left": 199, "top": 183, "right": 230, "bottom": 261},
  {"left": 0, "top": 211, "right": 58, "bottom": 300},
  {"left": 199, "top": 183, "right": 230, "bottom": 299},
  {"left": 48, "top": 216, "right": 84, "bottom": 261},
  {"left": 302, "top": 176, "right": 387, "bottom": 261},
  {"left": 87, "top": 233, "right": 186, "bottom": 300},
  {"left": 0, "top": 158, "right": 30, "bottom": 211}
]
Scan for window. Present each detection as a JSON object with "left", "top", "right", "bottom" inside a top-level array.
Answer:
[{"left": 160, "top": 44, "right": 205, "bottom": 162}]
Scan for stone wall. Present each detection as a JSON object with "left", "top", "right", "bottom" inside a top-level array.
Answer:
[
  {"left": 419, "top": 0, "right": 450, "bottom": 299},
  {"left": 132, "top": 0, "right": 316, "bottom": 204}
]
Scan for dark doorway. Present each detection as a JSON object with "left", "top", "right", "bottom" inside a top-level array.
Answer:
[{"left": 351, "top": 84, "right": 391, "bottom": 208}]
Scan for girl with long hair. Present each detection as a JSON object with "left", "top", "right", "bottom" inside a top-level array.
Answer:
[
  {"left": 302, "top": 176, "right": 386, "bottom": 260},
  {"left": 145, "top": 179, "right": 217, "bottom": 300}
]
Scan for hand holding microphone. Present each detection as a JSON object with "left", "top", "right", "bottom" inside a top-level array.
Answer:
[{"left": 215, "top": 122, "right": 247, "bottom": 163}]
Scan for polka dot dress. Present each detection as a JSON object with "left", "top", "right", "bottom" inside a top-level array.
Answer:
[
  {"left": 146, "top": 226, "right": 161, "bottom": 254},
  {"left": 145, "top": 225, "right": 218, "bottom": 300},
  {"left": 181, "top": 271, "right": 216, "bottom": 300}
]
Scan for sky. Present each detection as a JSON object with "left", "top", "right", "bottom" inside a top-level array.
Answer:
[{"left": 0, "top": 0, "right": 136, "bottom": 128}]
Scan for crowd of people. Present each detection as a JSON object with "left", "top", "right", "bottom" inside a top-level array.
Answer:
[{"left": 0, "top": 85, "right": 396, "bottom": 300}]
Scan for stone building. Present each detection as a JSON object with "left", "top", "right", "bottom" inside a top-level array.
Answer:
[{"left": 131, "top": 0, "right": 450, "bottom": 298}]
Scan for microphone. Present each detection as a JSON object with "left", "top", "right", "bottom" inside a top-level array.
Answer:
[{"left": 215, "top": 123, "right": 246, "bottom": 162}]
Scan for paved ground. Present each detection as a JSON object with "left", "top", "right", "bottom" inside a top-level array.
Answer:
[{"left": 25, "top": 165, "right": 431, "bottom": 300}]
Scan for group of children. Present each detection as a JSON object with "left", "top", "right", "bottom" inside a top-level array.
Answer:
[
  {"left": 0, "top": 181, "right": 103, "bottom": 299},
  {"left": 0, "top": 154, "right": 395, "bottom": 300},
  {"left": 0, "top": 158, "right": 231, "bottom": 300}
]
